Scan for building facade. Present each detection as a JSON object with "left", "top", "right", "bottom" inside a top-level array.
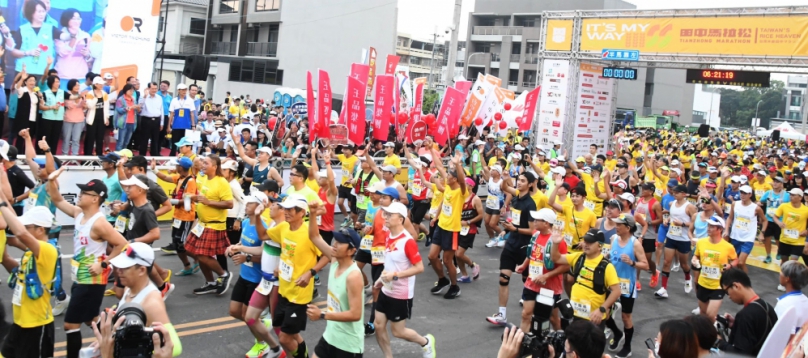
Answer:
[
  {"left": 396, "top": 32, "right": 445, "bottom": 89},
  {"left": 692, "top": 84, "right": 721, "bottom": 128},
  {"left": 784, "top": 75, "right": 807, "bottom": 121}
]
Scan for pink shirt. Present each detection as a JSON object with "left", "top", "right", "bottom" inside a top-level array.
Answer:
[{"left": 63, "top": 95, "right": 85, "bottom": 123}]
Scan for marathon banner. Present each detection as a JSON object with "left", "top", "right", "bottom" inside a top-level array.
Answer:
[
  {"left": 535, "top": 59, "right": 571, "bottom": 147},
  {"left": 520, "top": 86, "right": 541, "bottom": 132},
  {"left": 434, "top": 86, "right": 464, "bottom": 146},
  {"left": 345, "top": 76, "right": 366, "bottom": 146},
  {"left": 459, "top": 73, "right": 489, "bottom": 127},
  {"left": 454, "top": 80, "right": 472, "bottom": 96},
  {"left": 340, "top": 63, "right": 370, "bottom": 124},
  {"left": 372, "top": 74, "right": 394, "bottom": 141},
  {"left": 406, "top": 82, "right": 425, "bottom": 144},
  {"left": 317, "top": 69, "right": 333, "bottom": 139},
  {"left": 366, "top": 47, "right": 377, "bottom": 99},
  {"left": 384, "top": 54, "right": 400, "bottom": 75}
]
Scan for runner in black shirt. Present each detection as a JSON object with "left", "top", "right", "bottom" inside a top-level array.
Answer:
[{"left": 3, "top": 146, "right": 35, "bottom": 216}]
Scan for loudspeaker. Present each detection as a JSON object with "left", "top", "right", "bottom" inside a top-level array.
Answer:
[
  {"left": 772, "top": 130, "right": 781, "bottom": 142},
  {"left": 697, "top": 124, "right": 710, "bottom": 138},
  {"left": 182, "top": 55, "right": 210, "bottom": 81}
]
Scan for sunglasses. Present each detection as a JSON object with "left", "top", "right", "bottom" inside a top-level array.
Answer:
[{"left": 289, "top": 173, "right": 303, "bottom": 178}]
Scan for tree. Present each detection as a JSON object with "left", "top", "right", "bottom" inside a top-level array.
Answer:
[
  {"left": 422, "top": 90, "right": 440, "bottom": 114},
  {"left": 718, "top": 80, "right": 785, "bottom": 128}
]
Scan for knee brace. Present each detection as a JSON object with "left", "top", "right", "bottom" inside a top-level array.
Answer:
[
  {"left": 499, "top": 273, "right": 510, "bottom": 286},
  {"left": 246, "top": 318, "right": 256, "bottom": 327}
]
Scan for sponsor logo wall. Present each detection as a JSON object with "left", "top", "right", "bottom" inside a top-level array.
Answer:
[
  {"left": 571, "top": 63, "right": 614, "bottom": 159},
  {"left": 535, "top": 60, "right": 570, "bottom": 147}
]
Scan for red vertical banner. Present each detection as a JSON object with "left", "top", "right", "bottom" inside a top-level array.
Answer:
[
  {"left": 366, "top": 47, "right": 377, "bottom": 99},
  {"left": 405, "top": 83, "right": 424, "bottom": 144},
  {"left": 454, "top": 80, "right": 472, "bottom": 95},
  {"left": 385, "top": 55, "right": 400, "bottom": 75},
  {"left": 519, "top": 86, "right": 541, "bottom": 131},
  {"left": 306, "top": 71, "right": 317, "bottom": 141},
  {"left": 345, "top": 76, "right": 366, "bottom": 146},
  {"left": 372, "top": 74, "right": 394, "bottom": 141},
  {"left": 317, "top": 69, "right": 332, "bottom": 139},
  {"left": 341, "top": 63, "right": 370, "bottom": 124},
  {"left": 433, "top": 87, "right": 464, "bottom": 146}
]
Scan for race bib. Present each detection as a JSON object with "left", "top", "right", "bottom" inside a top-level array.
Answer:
[
  {"left": 460, "top": 225, "right": 470, "bottom": 236},
  {"left": 428, "top": 207, "right": 438, "bottom": 218},
  {"left": 173, "top": 219, "right": 181, "bottom": 229},
  {"left": 12, "top": 283, "right": 22, "bottom": 306},
  {"left": 486, "top": 195, "right": 499, "bottom": 210},
  {"left": 114, "top": 216, "right": 127, "bottom": 233},
  {"left": 357, "top": 194, "right": 365, "bottom": 203},
  {"left": 724, "top": 203, "right": 731, "bottom": 214},
  {"left": 619, "top": 278, "right": 631, "bottom": 295},
  {"left": 601, "top": 244, "right": 611, "bottom": 258},
  {"left": 703, "top": 266, "right": 720, "bottom": 279},
  {"left": 654, "top": 188, "right": 663, "bottom": 197},
  {"left": 327, "top": 290, "right": 342, "bottom": 313},
  {"left": 412, "top": 181, "right": 423, "bottom": 196},
  {"left": 528, "top": 260, "right": 544, "bottom": 279},
  {"left": 442, "top": 203, "right": 453, "bottom": 217},
  {"left": 191, "top": 221, "right": 205, "bottom": 237},
  {"left": 584, "top": 200, "right": 596, "bottom": 211},
  {"left": 669, "top": 225, "right": 682, "bottom": 237},
  {"left": 179, "top": 109, "right": 185, "bottom": 117},
  {"left": 785, "top": 229, "right": 800, "bottom": 239},
  {"left": 564, "top": 233, "right": 573, "bottom": 247},
  {"left": 662, "top": 213, "right": 670, "bottom": 225},
  {"left": 371, "top": 246, "right": 385, "bottom": 264},
  {"left": 554, "top": 219, "right": 565, "bottom": 233},
  {"left": 511, "top": 209, "right": 521, "bottom": 224},
  {"left": 28, "top": 192, "right": 38, "bottom": 206},
  {"left": 342, "top": 169, "right": 350, "bottom": 178},
  {"left": 360, "top": 236, "right": 373, "bottom": 251},
  {"left": 71, "top": 259, "right": 79, "bottom": 282},
  {"left": 571, "top": 299, "right": 591, "bottom": 318},
  {"left": 755, "top": 190, "right": 765, "bottom": 198},
  {"left": 279, "top": 260, "right": 293, "bottom": 282},
  {"left": 766, "top": 207, "right": 777, "bottom": 218},
  {"left": 734, "top": 217, "right": 751, "bottom": 231},
  {"left": 255, "top": 278, "right": 274, "bottom": 295}
]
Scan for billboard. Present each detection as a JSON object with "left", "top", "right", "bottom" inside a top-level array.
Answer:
[
  {"left": 0, "top": 0, "right": 160, "bottom": 90},
  {"left": 535, "top": 59, "right": 570, "bottom": 147},
  {"left": 571, "top": 63, "right": 614, "bottom": 159},
  {"left": 580, "top": 16, "right": 808, "bottom": 56},
  {"left": 545, "top": 19, "right": 573, "bottom": 51}
]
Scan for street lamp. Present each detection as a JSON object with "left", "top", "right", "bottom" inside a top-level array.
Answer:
[
  {"left": 464, "top": 52, "right": 490, "bottom": 81},
  {"left": 754, "top": 99, "right": 763, "bottom": 130}
]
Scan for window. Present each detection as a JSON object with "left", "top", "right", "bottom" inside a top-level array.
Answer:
[
  {"left": 228, "top": 60, "right": 283, "bottom": 85},
  {"left": 230, "top": 25, "right": 238, "bottom": 42},
  {"left": 256, "top": 0, "right": 280, "bottom": 11},
  {"left": 791, "top": 91, "right": 802, "bottom": 107},
  {"left": 189, "top": 18, "right": 206, "bottom": 35},
  {"left": 478, "top": 18, "right": 494, "bottom": 26},
  {"left": 219, "top": 0, "right": 239, "bottom": 14},
  {"left": 158, "top": 16, "right": 164, "bottom": 34},
  {"left": 267, "top": 24, "right": 279, "bottom": 42}
]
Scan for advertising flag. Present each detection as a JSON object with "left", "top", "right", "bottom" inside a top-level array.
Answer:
[
  {"left": 372, "top": 75, "right": 394, "bottom": 141},
  {"left": 366, "top": 47, "right": 377, "bottom": 99},
  {"left": 455, "top": 80, "right": 472, "bottom": 95},
  {"left": 345, "top": 76, "right": 366, "bottom": 145},
  {"left": 459, "top": 73, "right": 491, "bottom": 127},
  {"left": 433, "top": 86, "right": 465, "bottom": 146},
  {"left": 385, "top": 55, "right": 400, "bottom": 75},
  {"left": 405, "top": 83, "right": 425, "bottom": 144},
  {"left": 306, "top": 71, "right": 317, "bottom": 140},
  {"left": 520, "top": 86, "right": 541, "bottom": 131},
  {"left": 317, "top": 69, "right": 332, "bottom": 139}
]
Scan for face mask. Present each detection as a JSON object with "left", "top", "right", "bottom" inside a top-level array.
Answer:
[{"left": 654, "top": 341, "right": 660, "bottom": 354}]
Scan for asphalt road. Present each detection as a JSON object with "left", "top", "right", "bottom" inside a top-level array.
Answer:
[{"left": 1, "top": 215, "right": 804, "bottom": 358}]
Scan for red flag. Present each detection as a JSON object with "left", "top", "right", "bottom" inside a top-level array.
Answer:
[
  {"left": 306, "top": 71, "right": 317, "bottom": 141},
  {"left": 385, "top": 55, "right": 400, "bottom": 75},
  {"left": 406, "top": 83, "right": 424, "bottom": 144},
  {"left": 433, "top": 87, "right": 464, "bottom": 146},
  {"left": 455, "top": 80, "right": 472, "bottom": 95},
  {"left": 345, "top": 76, "right": 366, "bottom": 146},
  {"left": 519, "top": 86, "right": 541, "bottom": 131},
  {"left": 372, "top": 75, "right": 394, "bottom": 141},
  {"left": 340, "top": 63, "right": 370, "bottom": 124},
  {"left": 317, "top": 69, "right": 332, "bottom": 140}
]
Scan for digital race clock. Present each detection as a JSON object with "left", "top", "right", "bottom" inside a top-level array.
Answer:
[{"left": 685, "top": 69, "right": 770, "bottom": 87}]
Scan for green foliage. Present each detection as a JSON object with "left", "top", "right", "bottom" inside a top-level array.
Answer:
[
  {"left": 718, "top": 80, "right": 785, "bottom": 128},
  {"left": 422, "top": 90, "right": 440, "bottom": 114}
]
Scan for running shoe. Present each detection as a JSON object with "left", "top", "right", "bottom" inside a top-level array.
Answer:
[
  {"left": 649, "top": 270, "right": 660, "bottom": 288},
  {"left": 418, "top": 233, "right": 426, "bottom": 241},
  {"left": 608, "top": 330, "right": 624, "bottom": 352},
  {"left": 496, "top": 235, "right": 506, "bottom": 247},
  {"left": 612, "top": 301, "right": 622, "bottom": 316},
  {"left": 245, "top": 342, "right": 269, "bottom": 358},
  {"left": 314, "top": 275, "right": 321, "bottom": 286},
  {"left": 431, "top": 278, "right": 450, "bottom": 295},
  {"left": 778, "top": 284, "right": 787, "bottom": 292},
  {"left": 519, "top": 299, "right": 524, "bottom": 306},
  {"left": 654, "top": 287, "right": 669, "bottom": 298},
  {"left": 216, "top": 272, "right": 233, "bottom": 295},
  {"left": 160, "top": 243, "right": 177, "bottom": 255},
  {"left": 486, "top": 313, "right": 507, "bottom": 326},
  {"left": 455, "top": 267, "right": 461, "bottom": 275},
  {"left": 472, "top": 263, "right": 481, "bottom": 280},
  {"left": 485, "top": 238, "right": 499, "bottom": 248},
  {"left": 164, "top": 270, "right": 173, "bottom": 284},
  {"left": 672, "top": 260, "right": 680, "bottom": 272},
  {"left": 685, "top": 277, "right": 693, "bottom": 293},
  {"left": 194, "top": 283, "right": 218, "bottom": 295},
  {"left": 341, "top": 218, "right": 351, "bottom": 228},
  {"left": 692, "top": 307, "right": 700, "bottom": 314},
  {"left": 161, "top": 283, "right": 175, "bottom": 301},
  {"left": 615, "top": 347, "right": 632, "bottom": 358},
  {"left": 636, "top": 282, "right": 641, "bottom": 292},
  {"left": 53, "top": 295, "right": 70, "bottom": 316},
  {"left": 458, "top": 276, "right": 472, "bottom": 283},
  {"left": 267, "top": 347, "right": 283, "bottom": 358},
  {"left": 364, "top": 283, "right": 372, "bottom": 295},
  {"left": 104, "top": 289, "right": 116, "bottom": 296},
  {"left": 177, "top": 267, "right": 195, "bottom": 276},
  {"left": 763, "top": 256, "right": 772, "bottom": 264},
  {"left": 192, "top": 263, "right": 200, "bottom": 273},
  {"left": 422, "top": 333, "right": 436, "bottom": 358},
  {"left": 364, "top": 322, "right": 376, "bottom": 336},
  {"left": 313, "top": 288, "right": 320, "bottom": 299},
  {"left": 444, "top": 285, "right": 461, "bottom": 299}
]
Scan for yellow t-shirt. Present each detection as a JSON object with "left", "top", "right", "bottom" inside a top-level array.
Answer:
[
  {"left": 305, "top": 178, "right": 320, "bottom": 193},
  {"left": 14, "top": 242, "right": 58, "bottom": 328},
  {"left": 604, "top": 159, "right": 617, "bottom": 172},
  {"left": 195, "top": 176, "right": 233, "bottom": 230},
  {"left": 265, "top": 222, "right": 322, "bottom": 304},
  {"left": 430, "top": 183, "right": 444, "bottom": 211},
  {"left": 438, "top": 184, "right": 466, "bottom": 232},
  {"left": 693, "top": 238, "right": 737, "bottom": 290},
  {"left": 653, "top": 174, "right": 670, "bottom": 201},
  {"left": 383, "top": 155, "right": 401, "bottom": 171},
  {"left": 228, "top": 105, "right": 240, "bottom": 117},
  {"left": 336, "top": 154, "right": 359, "bottom": 187},
  {"left": 565, "top": 206, "right": 597, "bottom": 248},
  {"left": 581, "top": 173, "right": 605, "bottom": 216},
  {"left": 566, "top": 252, "right": 619, "bottom": 320},
  {"left": 775, "top": 203, "right": 808, "bottom": 245},
  {"left": 751, "top": 181, "right": 772, "bottom": 199}
]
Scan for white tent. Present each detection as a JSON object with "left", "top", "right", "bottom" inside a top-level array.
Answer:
[
  {"left": 773, "top": 122, "right": 799, "bottom": 133},
  {"left": 756, "top": 122, "right": 807, "bottom": 141}
]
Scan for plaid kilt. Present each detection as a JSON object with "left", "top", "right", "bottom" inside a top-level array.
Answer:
[{"left": 185, "top": 227, "right": 229, "bottom": 257}]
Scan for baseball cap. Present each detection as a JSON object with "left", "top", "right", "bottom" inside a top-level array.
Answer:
[
  {"left": 0, "top": 140, "right": 9, "bottom": 161},
  {"left": 490, "top": 165, "right": 503, "bottom": 173},
  {"left": 553, "top": 140, "right": 562, "bottom": 146},
  {"left": 244, "top": 191, "right": 269, "bottom": 204},
  {"left": 124, "top": 155, "right": 148, "bottom": 169},
  {"left": 110, "top": 243, "right": 155, "bottom": 268},
  {"left": 575, "top": 156, "right": 585, "bottom": 163},
  {"left": 730, "top": 176, "right": 741, "bottom": 183},
  {"left": 465, "top": 177, "right": 476, "bottom": 188},
  {"left": 257, "top": 179, "right": 280, "bottom": 194},
  {"left": 103, "top": 72, "right": 113, "bottom": 79},
  {"left": 739, "top": 185, "right": 752, "bottom": 194},
  {"left": 756, "top": 170, "right": 766, "bottom": 176},
  {"left": 529, "top": 208, "right": 557, "bottom": 223},
  {"left": 77, "top": 179, "right": 108, "bottom": 200},
  {"left": 177, "top": 157, "right": 193, "bottom": 170},
  {"left": 380, "top": 187, "right": 400, "bottom": 200},
  {"left": 458, "top": 134, "right": 470, "bottom": 140},
  {"left": 382, "top": 202, "right": 408, "bottom": 217},
  {"left": 92, "top": 76, "right": 105, "bottom": 85},
  {"left": 590, "top": 164, "right": 603, "bottom": 173},
  {"left": 383, "top": 142, "right": 395, "bottom": 148},
  {"left": 706, "top": 216, "right": 726, "bottom": 227},
  {"left": 279, "top": 195, "right": 309, "bottom": 211},
  {"left": 20, "top": 206, "right": 54, "bottom": 228},
  {"left": 369, "top": 181, "right": 387, "bottom": 194},
  {"left": 120, "top": 175, "right": 149, "bottom": 190},
  {"left": 610, "top": 214, "right": 636, "bottom": 228},
  {"left": 221, "top": 160, "right": 239, "bottom": 172},
  {"left": 618, "top": 192, "right": 635, "bottom": 204},
  {"left": 98, "top": 152, "right": 121, "bottom": 163},
  {"left": 582, "top": 228, "right": 606, "bottom": 244},
  {"left": 381, "top": 165, "right": 397, "bottom": 173},
  {"left": 705, "top": 181, "right": 717, "bottom": 189},
  {"left": 514, "top": 144, "right": 525, "bottom": 151},
  {"left": 177, "top": 83, "right": 188, "bottom": 90},
  {"left": 707, "top": 167, "right": 718, "bottom": 173},
  {"left": 116, "top": 149, "right": 133, "bottom": 158},
  {"left": 667, "top": 178, "right": 679, "bottom": 187},
  {"left": 610, "top": 179, "right": 627, "bottom": 189},
  {"left": 606, "top": 150, "right": 614, "bottom": 156},
  {"left": 768, "top": 166, "right": 778, "bottom": 172},
  {"left": 789, "top": 188, "right": 804, "bottom": 196},
  {"left": 332, "top": 228, "right": 362, "bottom": 249},
  {"left": 551, "top": 167, "right": 566, "bottom": 176},
  {"left": 641, "top": 182, "right": 655, "bottom": 191},
  {"left": 474, "top": 140, "right": 486, "bottom": 146},
  {"left": 672, "top": 184, "right": 688, "bottom": 193}
]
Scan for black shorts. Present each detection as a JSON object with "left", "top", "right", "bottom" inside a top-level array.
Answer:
[
  {"left": 664, "top": 239, "right": 692, "bottom": 254},
  {"left": 642, "top": 238, "right": 656, "bottom": 253},
  {"left": 319, "top": 229, "right": 334, "bottom": 245},
  {"left": 0, "top": 322, "right": 54, "bottom": 358},
  {"left": 375, "top": 291, "right": 413, "bottom": 322},
  {"left": 500, "top": 247, "right": 527, "bottom": 272},
  {"left": 484, "top": 207, "right": 501, "bottom": 216},
  {"left": 64, "top": 283, "right": 107, "bottom": 324},
  {"left": 696, "top": 284, "right": 725, "bottom": 303},
  {"left": 371, "top": 264, "right": 384, "bottom": 283},
  {"left": 226, "top": 217, "right": 242, "bottom": 245},
  {"left": 339, "top": 186, "right": 358, "bottom": 212},
  {"left": 171, "top": 220, "right": 194, "bottom": 253},
  {"left": 410, "top": 200, "right": 430, "bottom": 225},
  {"left": 522, "top": 288, "right": 561, "bottom": 303},
  {"left": 314, "top": 336, "right": 363, "bottom": 358},
  {"left": 272, "top": 295, "right": 308, "bottom": 334},
  {"left": 458, "top": 233, "right": 476, "bottom": 250},
  {"left": 355, "top": 249, "right": 371, "bottom": 264},
  {"left": 231, "top": 276, "right": 260, "bottom": 305},
  {"left": 432, "top": 226, "right": 458, "bottom": 251},
  {"left": 778, "top": 242, "right": 808, "bottom": 260},
  {"left": 619, "top": 296, "right": 636, "bottom": 314},
  {"left": 763, "top": 223, "right": 781, "bottom": 239}
]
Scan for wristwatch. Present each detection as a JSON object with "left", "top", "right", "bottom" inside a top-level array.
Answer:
[
  {"left": 393, "top": 272, "right": 399, "bottom": 281},
  {"left": 320, "top": 312, "right": 326, "bottom": 320},
  {"left": 599, "top": 306, "right": 607, "bottom": 314},
  {"left": 100, "top": 261, "right": 109, "bottom": 269},
  {"left": 245, "top": 254, "right": 252, "bottom": 263},
  {"left": 310, "top": 268, "right": 317, "bottom": 276}
]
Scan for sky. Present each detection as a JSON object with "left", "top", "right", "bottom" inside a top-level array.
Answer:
[{"left": 396, "top": 0, "right": 808, "bottom": 81}]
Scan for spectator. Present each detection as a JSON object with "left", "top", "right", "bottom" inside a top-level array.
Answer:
[
  {"left": 717, "top": 268, "right": 778, "bottom": 356},
  {"left": 683, "top": 314, "right": 719, "bottom": 358},
  {"left": 654, "top": 319, "right": 699, "bottom": 358},
  {"left": 775, "top": 261, "right": 808, "bottom": 336}
]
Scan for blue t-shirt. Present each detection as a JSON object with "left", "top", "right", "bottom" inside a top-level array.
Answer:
[
  {"left": 238, "top": 218, "right": 263, "bottom": 283},
  {"left": 761, "top": 190, "right": 790, "bottom": 222},
  {"left": 657, "top": 193, "right": 675, "bottom": 240},
  {"left": 102, "top": 172, "right": 124, "bottom": 222}
]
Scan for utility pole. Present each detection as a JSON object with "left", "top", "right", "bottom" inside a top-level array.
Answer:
[
  {"left": 802, "top": 85, "right": 808, "bottom": 134},
  {"left": 444, "top": 0, "right": 462, "bottom": 88},
  {"left": 427, "top": 27, "right": 441, "bottom": 90}
]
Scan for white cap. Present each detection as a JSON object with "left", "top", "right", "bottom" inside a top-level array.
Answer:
[
  {"left": 530, "top": 208, "right": 557, "bottom": 223},
  {"left": 217, "top": 128, "right": 226, "bottom": 132},
  {"left": 487, "top": 134, "right": 496, "bottom": 139},
  {"left": 730, "top": 176, "right": 742, "bottom": 183},
  {"left": 707, "top": 167, "right": 718, "bottom": 173},
  {"left": 551, "top": 167, "right": 566, "bottom": 176},
  {"left": 671, "top": 159, "right": 680, "bottom": 166},
  {"left": 245, "top": 191, "right": 269, "bottom": 204},
  {"left": 369, "top": 181, "right": 387, "bottom": 193},
  {"left": 509, "top": 153, "right": 522, "bottom": 161},
  {"left": 671, "top": 168, "right": 681, "bottom": 176},
  {"left": 110, "top": 242, "right": 154, "bottom": 268},
  {"left": 0, "top": 140, "right": 9, "bottom": 161},
  {"left": 279, "top": 194, "right": 309, "bottom": 211},
  {"left": 103, "top": 72, "right": 113, "bottom": 79},
  {"left": 618, "top": 192, "right": 636, "bottom": 204},
  {"left": 790, "top": 188, "right": 805, "bottom": 196},
  {"left": 20, "top": 206, "right": 54, "bottom": 228},
  {"left": 458, "top": 134, "right": 470, "bottom": 140},
  {"left": 514, "top": 144, "right": 525, "bottom": 151},
  {"left": 383, "top": 142, "right": 395, "bottom": 148},
  {"left": 120, "top": 176, "right": 149, "bottom": 190},
  {"left": 474, "top": 140, "right": 486, "bottom": 146},
  {"left": 221, "top": 160, "right": 239, "bottom": 172},
  {"left": 257, "top": 147, "right": 272, "bottom": 155},
  {"left": 382, "top": 202, "right": 408, "bottom": 217},
  {"left": 739, "top": 176, "right": 748, "bottom": 183},
  {"left": 706, "top": 216, "right": 726, "bottom": 227},
  {"left": 739, "top": 185, "right": 752, "bottom": 194},
  {"left": 553, "top": 140, "right": 562, "bottom": 145},
  {"left": 757, "top": 170, "right": 766, "bottom": 176},
  {"left": 92, "top": 76, "right": 105, "bottom": 85},
  {"left": 381, "top": 165, "right": 397, "bottom": 173},
  {"left": 177, "top": 83, "right": 188, "bottom": 90},
  {"left": 490, "top": 165, "right": 503, "bottom": 173}
]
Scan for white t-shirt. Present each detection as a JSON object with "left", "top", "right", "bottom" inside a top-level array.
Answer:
[{"left": 775, "top": 292, "right": 808, "bottom": 334}]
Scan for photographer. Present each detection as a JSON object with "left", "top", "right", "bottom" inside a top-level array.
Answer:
[
  {"left": 91, "top": 308, "right": 174, "bottom": 358},
  {"left": 716, "top": 268, "right": 778, "bottom": 356},
  {"left": 498, "top": 320, "right": 611, "bottom": 358}
]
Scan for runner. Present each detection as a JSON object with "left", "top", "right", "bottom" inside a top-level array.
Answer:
[
  {"left": 404, "top": 145, "right": 433, "bottom": 240},
  {"left": 760, "top": 172, "right": 789, "bottom": 263},
  {"left": 481, "top": 158, "right": 510, "bottom": 248},
  {"left": 692, "top": 215, "right": 737, "bottom": 321},
  {"left": 152, "top": 157, "right": 199, "bottom": 275},
  {"left": 428, "top": 150, "right": 466, "bottom": 299},
  {"left": 231, "top": 127, "right": 284, "bottom": 191},
  {"left": 549, "top": 180, "right": 597, "bottom": 296},
  {"left": 725, "top": 185, "right": 767, "bottom": 273},
  {"left": 656, "top": 184, "right": 697, "bottom": 299},
  {"left": 365, "top": 151, "right": 408, "bottom": 206},
  {"left": 335, "top": 144, "right": 359, "bottom": 227},
  {"left": 772, "top": 188, "right": 808, "bottom": 290},
  {"left": 634, "top": 183, "right": 662, "bottom": 290},
  {"left": 456, "top": 177, "right": 482, "bottom": 283}
]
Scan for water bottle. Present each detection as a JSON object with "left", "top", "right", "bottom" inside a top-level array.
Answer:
[
  {"left": 79, "top": 346, "right": 100, "bottom": 358},
  {"left": 184, "top": 195, "right": 192, "bottom": 211}
]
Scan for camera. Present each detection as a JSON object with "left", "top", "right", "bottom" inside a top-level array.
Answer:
[
  {"left": 504, "top": 289, "right": 572, "bottom": 358},
  {"left": 111, "top": 302, "right": 165, "bottom": 358}
]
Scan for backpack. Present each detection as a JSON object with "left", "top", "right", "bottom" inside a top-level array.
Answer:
[{"left": 571, "top": 254, "right": 611, "bottom": 295}]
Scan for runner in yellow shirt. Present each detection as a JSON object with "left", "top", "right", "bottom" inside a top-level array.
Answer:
[
  {"left": 692, "top": 216, "right": 738, "bottom": 321},
  {"left": 773, "top": 188, "right": 808, "bottom": 266}
]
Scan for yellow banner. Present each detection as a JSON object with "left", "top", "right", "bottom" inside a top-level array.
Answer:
[
  {"left": 580, "top": 16, "right": 808, "bottom": 56},
  {"left": 545, "top": 20, "right": 574, "bottom": 51}
]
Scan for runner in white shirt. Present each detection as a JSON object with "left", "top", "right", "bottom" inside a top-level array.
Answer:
[{"left": 725, "top": 185, "right": 767, "bottom": 273}]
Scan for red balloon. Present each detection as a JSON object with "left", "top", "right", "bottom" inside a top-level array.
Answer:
[
  {"left": 389, "top": 112, "right": 396, "bottom": 122},
  {"left": 474, "top": 117, "right": 483, "bottom": 126},
  {"left": 504, "top": 103, "right": 512, "bottom": 111},
  {"left": 499, "top": 121, "right": 508, "bottom": 130},
  {"left": 515, "top": 116, "right": 522, "bottom": 124},
  {"left": 397, "top": 112, "right": 408, "bottom": 125},
  {"left": 424, "top": 113, "right": 435, "bottom": 125},
  {"left": 487, "top": 119, "right": 493, "bottom": 127},
  {"left": 494, "top": 112, "right": 503, "bottom": 120}
]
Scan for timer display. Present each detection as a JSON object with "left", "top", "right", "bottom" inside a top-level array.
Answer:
[
  {"left": 686, "top": 69, "right": 770, "bottom": 87},
  {"left": 602, "top": 67, "right": 638, "bottom": 80}
]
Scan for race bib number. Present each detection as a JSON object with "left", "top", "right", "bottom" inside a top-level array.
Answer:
[
  {"left": 360, "top": 236, "right": 373, "bottom": 251},
  {"left": 619, "top": 278, "right": 631, "bottom": 295},
  {"left": 12, "top": 283, "right": 22, "bottom": 306},
  {"left": 412, "top": 181, "right": 423, "bottom": 196},
  {"left": 734, "top": 217, "right": 750, "bottom": 231},
  {"left": 255, "top": 278, "right": 274, "bottom": 295},
  {"left": 785, "top": 229, "right": 800, "bottom": 239},
  {"left": 179, "top": 109, "right": 185, "bottom": 117},
  {"left": 584, "top": 200, "right": 596, "bottom": 211},
  {"left": 755, "top": 190, "right": 765, "bottom": 198},
  {"left": 357, "top": 194, "right": 365, "bottom": 203},
  {"left": 342, "top": 169, "right": 350, "bottom": 178},
  {"left": 571, "top": 300, "right": 591, "bottom": 318},
  {"left": 528, "top": 260, "right": 543, "bottom": 279},
  {"left": 511, "top": 209, "right": 521, "bottom": 224},
  {"left": 71, "top": 259, "right": 79, "bottom": 282},
  {"left": 28, "top": 192, "right": 38, "bottom": 206},
  {"left": 554, "top": 219, "right": 565, "bottom": 233},
  {"left": 327, "top": 290, "right": 342, "bottom": 313},
  {"left": 724, "top": 203, "right": 731, "bottom": 214},
  {"left": 564, "top": 233, "right": 573, "bottom": 247},
  {"left": 114, "top": 216, "right": 127, "bottom": 233},
  {"left": 669, "top": 225, "right": 682, "bottom": 237},
  {"left": 662, "top": 213, "right": 670, "bottom": 225},
  {"left": 460, "top": 225, "right": 470, "bottom": 236},
  {"left": 442, "top": 203, "right": 453, "bottom": 217},
  {"left": 486, "top": 195, "right": 499, "bottom": 210},
  {"left": 766, "top": 207, "right": 777, "bottom": 218},
  {"left": 173, "top": 219, "right": 181, "bottom": 229},
  {"left": 428, "top": 207, "right": 438, "bottom": 218},
  {"left": 279, "top": 260, "right": 293, "bottom": 282},
  {"left": 703, "top": 266, "right": 720, "bottom": 280},
  {"left": 191, "top": 221, "right": 205, "bottom": 237},
  {"left": 371, "top": 246, "right": 385, "bottom": 264},
  {"left": 601, "top": 244, "right": 611, "bottom": 258},
  {"left": 654, "top": 187, "right": 663, "bottom": 197}
]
